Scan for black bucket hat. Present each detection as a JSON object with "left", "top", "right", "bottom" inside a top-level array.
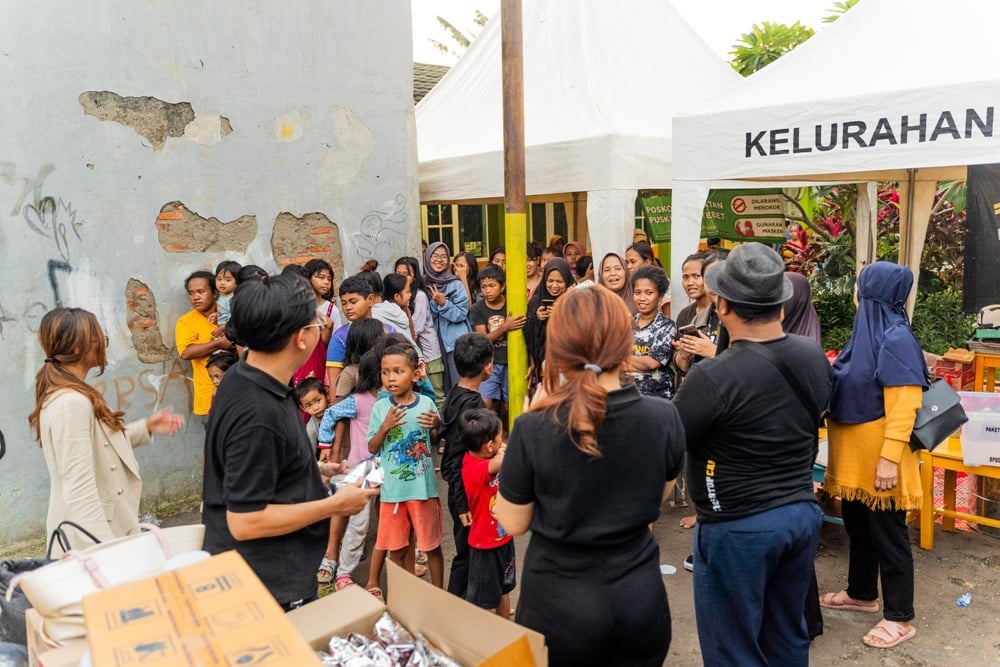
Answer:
[{"left": 704, "top": 243, "right": 793, "bottom": 306}]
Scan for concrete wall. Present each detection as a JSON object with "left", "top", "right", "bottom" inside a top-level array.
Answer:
[{"left": 0, "top": 1, "right": 420, "bottom": 542}]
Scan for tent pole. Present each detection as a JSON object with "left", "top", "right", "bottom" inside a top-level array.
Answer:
[{"left": 501, "top": 0, "right": 528, "bottom": 426}]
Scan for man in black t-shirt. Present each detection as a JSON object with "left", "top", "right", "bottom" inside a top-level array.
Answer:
[
  {"left": 202, "top": 273, "right": 377, "bottom": 610},
  {"left": 674, "top": 244, "right": 832, "bottom": 667}
]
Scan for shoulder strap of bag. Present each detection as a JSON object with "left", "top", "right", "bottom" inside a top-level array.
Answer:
[
  {"left": 48, "top": 521, "right": 103, "bottom": 559},
  {"left": 736, "top": 340, "right": 823, "bottom": 429},
  {"left": 326, "top": 301, "right": 334, "bottom": 318}
]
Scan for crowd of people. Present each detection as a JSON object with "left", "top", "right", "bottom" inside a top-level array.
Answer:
[{"left": 29, "top": 233, "right": 931, "bottom": 665}]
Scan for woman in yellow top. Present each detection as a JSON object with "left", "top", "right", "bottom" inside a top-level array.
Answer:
[
  {"left": 29, "top": 308, "right": 184, "bottom": 554},
  {"left": 820, "top": 262, "right": 927, "bottom": 650}
]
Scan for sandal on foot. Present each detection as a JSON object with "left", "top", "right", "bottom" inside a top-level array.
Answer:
[
  {"left": 819, "top": 590, "right": 880, "bottom": 613},
  {"left": 415, "top": 550, "right": 428, "bottom": 566},
  {"left": 862, "top": 620, "right": 916, "bottom": 649},
  {"left": 367, "top": 586, "right": 384, "bottom": 601},
  {"left": 334, "top": 575, "right": 354, "bottom": 591},
  {"left": 317, "top": 557, "right": 336, "bottom": 585},
  {"left": 414, "top": 563, "right": 428, "bottom": 577}
]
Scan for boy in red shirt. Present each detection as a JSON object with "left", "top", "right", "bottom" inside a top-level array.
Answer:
[{"left": 460, "top": 408, "right": 514, "bottom": 616}]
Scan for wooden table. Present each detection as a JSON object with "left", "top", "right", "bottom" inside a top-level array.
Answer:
[{"left": 919, "top": 435, "right": 1000, "bottom": 549}]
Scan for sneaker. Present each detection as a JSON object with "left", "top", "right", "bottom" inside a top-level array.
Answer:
[{"left": 683, "top": 554, "right": 694, "bottom": 572}]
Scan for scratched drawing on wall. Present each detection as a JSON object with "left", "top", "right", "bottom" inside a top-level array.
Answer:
[
  {"left": 23, "top": 195, "right": 83, "bottom": 308},
  {"left": 351, "top": 194, "right": 408, "bottom": 267}
]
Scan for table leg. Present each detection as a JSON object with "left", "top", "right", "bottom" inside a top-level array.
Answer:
[
  {"left": 943, "top": 469, "right": 957, "bottom": 532},
  {"left": 919, "top": 454, "right": 934, "bottom": 550}
]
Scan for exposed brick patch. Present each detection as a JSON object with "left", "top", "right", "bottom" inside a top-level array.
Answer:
[
  {"left": 125, "top": 278, "right": 172, "bottom": 363},
  {"left": 155, "top": 201, "right": 256, "bottom": 253},
  {"left": 271, "top": 212, "right": 342, "bottom": 273}
]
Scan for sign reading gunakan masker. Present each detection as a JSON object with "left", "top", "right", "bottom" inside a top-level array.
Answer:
[{"left": 641, "top": 189, "right": 786, "bottom": 243}]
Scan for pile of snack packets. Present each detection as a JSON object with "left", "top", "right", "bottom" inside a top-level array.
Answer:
[{"left": 319, "top": 612, "right": 461, "bottom": 666}]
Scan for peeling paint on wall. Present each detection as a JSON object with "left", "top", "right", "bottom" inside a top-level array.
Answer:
[
  {"left": 317, "top": 106, "right": 375, "bottom": 185},
  {"left": 155, "top": 201, "right": 256, "bottom": 252},
  {"left": 271, "top": 212, "right": 342, "bottom": 271},
  {"left": 125, "top": 279, "right": 172, "bottom": 363},
  {"left": 183, "top": 113, "right": 234, "bottom": 147},
  {"left": 79, "top": 92, "right": 195, "bottom": 151},
  {"left": 275, "top": 109, "right": 306, "bottom": 142}
]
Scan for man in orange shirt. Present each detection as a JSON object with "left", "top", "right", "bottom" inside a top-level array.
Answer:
[{"left": 175, "top": 271, "right": 233, "bottom": 418}]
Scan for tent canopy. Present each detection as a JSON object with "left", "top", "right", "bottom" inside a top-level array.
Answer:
[
  {"left": 670, "top": 0, "right": 999, "bottom": 312},
  {"left": 417, "top": 0, "right": 740, "bottom": 260}
]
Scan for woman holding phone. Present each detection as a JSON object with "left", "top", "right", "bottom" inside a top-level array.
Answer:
[{"left": 525, "top": 258, "right": 575, "bottom": 388}]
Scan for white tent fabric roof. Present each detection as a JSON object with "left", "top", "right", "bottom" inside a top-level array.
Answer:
[
  {"left": 673, "top": 0, "right": 1000, "bottom": 183},
  {"left": 416, "top": 0, "right": 741, "bottom": 203},
  {"left": 670, "top": 0, "right": 1000, "bottom": 311}
]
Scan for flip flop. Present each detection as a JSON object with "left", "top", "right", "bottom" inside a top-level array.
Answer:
[
  {"left": 317, "top": 557, "right": 336, "bottom": 585},
  {"left": 819, "top": 590, "right": 880, "bottom": 613},
  {"left": 862, "top": 620, "right": 916, "bottom": 649},
  {"left": 367, "top": 586, "right": 384, "bottom": 601}
]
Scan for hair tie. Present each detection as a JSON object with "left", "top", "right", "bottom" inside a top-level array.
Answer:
[
  {"left": 44, "top": 357, "right": 58, "bottom": 364},
  {"left": 583, "top": 363, "right": 602, "bottom": 373}
]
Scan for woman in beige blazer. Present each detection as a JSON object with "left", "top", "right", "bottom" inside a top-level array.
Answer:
[{"left": 28, "top": 308, "right": 184, "bottom": 554}]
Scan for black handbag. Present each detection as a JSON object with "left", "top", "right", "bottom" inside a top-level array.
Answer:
[{"left": 909, "top": 379, "right": 969, "bottom": 452}]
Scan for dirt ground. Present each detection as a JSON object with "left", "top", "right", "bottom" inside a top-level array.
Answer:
[
  {"left": 22, "top": 480, "right": 997, "bottom": 666},
  {"left": 300, "top": 491, "right": 1000, "bottom": 666}
]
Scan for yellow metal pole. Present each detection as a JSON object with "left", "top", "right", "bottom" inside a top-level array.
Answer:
[{"left": 501, "top": 0, "right": 528, "bottom": 427}]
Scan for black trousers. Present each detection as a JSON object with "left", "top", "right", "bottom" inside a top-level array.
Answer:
[
  {"left": 516, "top": 532, "right": 671, "bottom": 667},
  {"left": 841, "top": 499, "right": 915, "bottom": 622},
  {"left": 446, "top": 500, "right": 470, "bottom": 598}
]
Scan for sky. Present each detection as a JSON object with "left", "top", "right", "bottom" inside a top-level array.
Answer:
[{"left": 411, "top": 0, "right": 834, "bottom": 66}]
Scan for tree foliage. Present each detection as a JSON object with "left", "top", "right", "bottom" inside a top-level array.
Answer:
[
  {"left": 429, "top": 10, "right": 489, "bottom": 59},
  {"left": 728, "top": 21, "right": 815, "bottom": 76},
  {"left": 823, "top": 0, "right": 861, "bottom": 23}
]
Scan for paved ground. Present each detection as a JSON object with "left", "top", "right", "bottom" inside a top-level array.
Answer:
[{"left": 86, "top": 477, "right": 1000, "bottom": 665}]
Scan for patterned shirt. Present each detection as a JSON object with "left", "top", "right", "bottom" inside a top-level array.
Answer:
[
  {"left": 367, "top": 394, "right": 440, "bottom": 502},
  {"left": 630, "top": 312, "right": 678, "bottom": 399}
]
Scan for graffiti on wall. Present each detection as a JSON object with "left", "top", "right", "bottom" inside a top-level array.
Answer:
[
  {"left": 92, "top": 359, "right": 191, "bottom": 414},
  {"left": 351, "top": 193, "right": 408, "bottom": 267},
  {"left": 0, "top": 164, "right": 86, "bottom": 332}
]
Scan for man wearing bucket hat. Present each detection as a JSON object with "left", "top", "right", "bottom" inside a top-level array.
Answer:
[{"left": 673, "top": 243, "right": 833, "bottom": 666}]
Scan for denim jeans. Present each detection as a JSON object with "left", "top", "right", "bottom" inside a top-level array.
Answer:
[{"left": 694, "top": 501, "right": 823, "bottom": 667}]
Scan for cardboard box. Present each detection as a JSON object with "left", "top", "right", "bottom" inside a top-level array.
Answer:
[
  {"left": 961, "top": 411, "right": 1000, "bottom": 467},
  {"left": 24, "top": 609, "right": 88, "bottom": 667},
  {"left": 935, "top": 360, "right": 975, "bottom": 391},
  {"left": 289, "top": 560, "right": 547, "bottom": 666},
  {"left": 82, "top": 550, "right": 320, "bottom": 667}
]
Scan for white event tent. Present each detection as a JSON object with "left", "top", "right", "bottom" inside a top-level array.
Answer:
[
  {"left": 671, "top": 0, "right": 1000, "bottom": 312},
  {"left": 416, "top": 0, "right": 741, "bottom": 262}
]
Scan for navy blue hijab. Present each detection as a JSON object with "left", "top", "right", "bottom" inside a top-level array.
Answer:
[{"left": 829, "top": 262, "right": 928, "bottom": 424}]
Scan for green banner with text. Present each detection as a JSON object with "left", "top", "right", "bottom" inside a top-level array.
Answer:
[{"left": 641, "top": 189, "right": 787, "bottom": 243}]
